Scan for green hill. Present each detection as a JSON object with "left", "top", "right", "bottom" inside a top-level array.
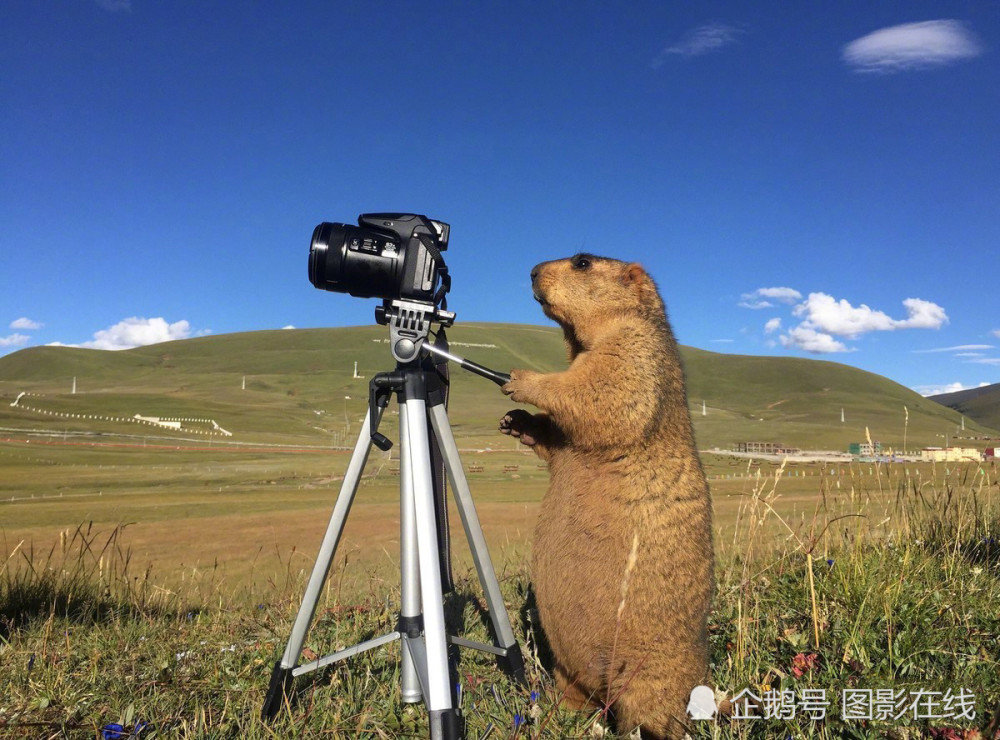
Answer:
[
  {"left": 1, "top": 325, "right": 994, "bottom": 452},
  {"left": 680, "top": 346, "right": 996, "bottom": 452},
  {"left": 930, "top": 382, "right": 1000, "bottom": 432}
]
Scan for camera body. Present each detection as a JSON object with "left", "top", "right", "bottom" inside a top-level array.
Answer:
[{"left": 309, "top": 213, "right": 450, "bottom": 305}]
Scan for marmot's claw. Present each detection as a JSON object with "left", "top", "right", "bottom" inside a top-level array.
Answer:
[{"left": 499, "top": 410, "right": 536, "bottom": 445}]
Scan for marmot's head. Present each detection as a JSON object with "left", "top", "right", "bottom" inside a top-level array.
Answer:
[{"left": 531, "top": 254, "right": 665, "bottom": 334}]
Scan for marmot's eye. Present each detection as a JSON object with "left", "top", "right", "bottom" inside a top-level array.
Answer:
[{"left": 571, "top": 254, "right": 591, "bottom": 270}]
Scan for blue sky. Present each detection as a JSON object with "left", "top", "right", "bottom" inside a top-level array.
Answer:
[{"left": 2, "top": 1, "right": 997, "bottom": 396}]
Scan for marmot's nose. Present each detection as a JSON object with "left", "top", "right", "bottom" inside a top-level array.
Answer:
[{"left": 530, "top": 265, "right": 541, "bottom": 283}]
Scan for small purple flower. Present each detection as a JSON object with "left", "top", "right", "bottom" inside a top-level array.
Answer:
[
  {"left": 513, "top": 713, "right": 524, "bottom": 728},
  {"left": 101, "top": 721, "right": 151, "bottom": 739},
  {"left": 530, "top": 690, "right": 539, "bottom": 703},
  {"left": 826, "top": 558, "right": 835, "bottom": 566},
  {"left": 101, "top": 724, "right": 126, "bottom": 740}
]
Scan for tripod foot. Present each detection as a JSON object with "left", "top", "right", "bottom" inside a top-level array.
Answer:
[
  {"left": 429, "top": 708, "right": 464, "bottom": 740},
  {"left": 500, "top": 643, "right": 528, "bottom": 686},
  {"left": 261, "top": 661, "right": 295, "bottom": 722}
]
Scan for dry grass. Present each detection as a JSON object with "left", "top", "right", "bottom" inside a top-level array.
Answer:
[{"left": 3, "top": 448, "right": 999, "bottom": 737}]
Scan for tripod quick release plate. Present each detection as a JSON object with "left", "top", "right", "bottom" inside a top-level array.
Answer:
[{"left": 376, "top": 299, "right": 455, "bottom": 364}]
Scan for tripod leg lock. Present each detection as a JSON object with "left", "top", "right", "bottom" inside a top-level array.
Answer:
[
  {"left": 368, "top": 373, "right": 401, "bottom": 450},
  {"left": 397, "top": 613, "right": 424, "bottom": 638},
  {"left": 261, "top": 661, "right": 295, "bottom": 721}
]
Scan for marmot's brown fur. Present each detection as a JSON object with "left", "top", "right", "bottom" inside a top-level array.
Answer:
[{"left": 500, "top": 254, "right": 714, "bottom": 740}]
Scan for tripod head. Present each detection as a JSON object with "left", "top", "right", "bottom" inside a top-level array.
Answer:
[
  {"left": 368, "top": 300, "right": 510, "bottom": 452},
  {"left": 375, "top": 299, "right": 455, "bottom": 365},
  {"left": 374, "top": 299, "right": 510, "bottom": 383}
]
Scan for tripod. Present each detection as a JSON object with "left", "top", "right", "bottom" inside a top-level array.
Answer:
[{"left": 262, "top": 301, "right": 526, "bottom": 740}]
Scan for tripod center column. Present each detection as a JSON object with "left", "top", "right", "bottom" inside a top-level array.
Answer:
[{"left": 401, "top": 386, "right": 454, "bottom": 717}]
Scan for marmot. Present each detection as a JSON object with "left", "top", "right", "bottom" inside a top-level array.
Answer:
[{"left": 500, "top": 254, "right": 714, "bottom": 740}]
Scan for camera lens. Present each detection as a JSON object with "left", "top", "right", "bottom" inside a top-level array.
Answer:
[
  {"left": 309, "top": 221, "right": 408, "bottom": 299},
  {"left": 308, "top": 222, "right": 348, "bottom": 290}
]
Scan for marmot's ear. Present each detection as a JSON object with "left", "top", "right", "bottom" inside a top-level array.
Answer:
[{"left": 621, "top": 263, "right": 646, "bottom": 285}]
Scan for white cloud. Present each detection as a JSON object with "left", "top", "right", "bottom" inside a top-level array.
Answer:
[
  {"left": 843, "top": 20, "right": 982, "bottom": 73},
  {"left": 754, "top": 287, "right": 950, "bottom": 355},
  {"left": 897, "top": 298, "right": 949, "bottom": 329},
  {"left": 914, "top": 344, "right": 994, "bottom": 353},
  {"left": 10, "top": 317, "right": 43, "bottom": 330},
  {"left": 652, "top": 23, "right": 744, "bottom": 65},
  {"left": 282, "top": 325, "right": 296, "bottom": 330},
  {"left": 967, "top": 358, "right": 1000, "bottom": 366},
  {"left": 922, "top": 382, "right": 968, "bottom": 396},
  {"left": 914, "top": 381, "right": 992, "bottom": 397},
  {"left": 747, "top": 287, "right": 950, "bottom": 355},
  {"left": 74, "top": 317, "right": 193, "bottom": 351},
  {"left": 779, "top": 327, "right": 850, "bottom": 354},
  {"left": 739, "top": 287, "right": 802, "bottom": 309},
  {"left": 793, "top": 293, "right": 947, "bottom": 338},
  {"left": 793, "top": 293, "right": 893, "bottom": 336},
  {"left": 759, "top": 287, "right": 803, "bottom": 302},
  {"left": 0, "top": 333, "right": 30, "bottom": 348},
  {"left": 992, "top": 330, "right": 1000, "bottom": 339}
]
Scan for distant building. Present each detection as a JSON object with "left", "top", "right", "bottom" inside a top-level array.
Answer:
[
  {"left": 920, "top": 447, "right": 982, "bottom": 462},
  {"left": 849, "top": 441, "right": 882, "bottom": 457},
  {"left": 733, "top": 441, "right": 801, "bottom": 455}
]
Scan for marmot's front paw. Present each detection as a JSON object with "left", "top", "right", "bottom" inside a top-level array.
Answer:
[
  {"left": 499, "top": 409, "right": 538, "bottom": 446},
  {"left": 501, "top": 368, "right": 539, "bottom": 404}
]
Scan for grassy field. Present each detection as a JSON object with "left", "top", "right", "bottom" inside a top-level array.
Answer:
[
  {"left": 1, "top": 324, "right": 995, "bottom": 452},
  {"left": 2, "top": 436, "right": 1000, "bottom": 737},
  {"left": 3, "top": 426, "right": 977, "bottom": 602},
  {"left": 2, "top": 327, "right": 999, "bottom": 737},
  {"left": 0, "top": 438, "right": 545, "bottom": 600}
]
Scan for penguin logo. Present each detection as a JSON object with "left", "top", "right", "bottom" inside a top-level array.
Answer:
[{"left": 687, "top": 685, "right": 718, "bottom": 720}]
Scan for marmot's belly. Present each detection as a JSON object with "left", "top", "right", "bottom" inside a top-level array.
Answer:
[
  {"left": 532, "top": 474, "right": 641, "bottom": 670},
  {"left": 531, "top": 468, "right": 711, "bottom": 682}
]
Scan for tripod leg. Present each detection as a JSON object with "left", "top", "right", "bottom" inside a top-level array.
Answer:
[
  {"left": 262, "top": 406, "right": 384, "bottom": 721},
  {"left": 398, "top": 404, "right": 422, "bottom": 704},
  {"left": 403, "top": 397, "right": 462, "bottom": 739},
  {"left": 428, "top": 404, "right": 527, "bottom": 685}
]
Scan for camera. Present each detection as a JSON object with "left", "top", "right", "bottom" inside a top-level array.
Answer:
[{"left": 308, "top": 213, "right": 450, "bottom": 305}]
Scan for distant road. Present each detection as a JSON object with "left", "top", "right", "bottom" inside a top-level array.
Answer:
[
  {"left": 0, "top": 428, "right": 531, "bottom": 456},
  {"left": 700, "top": 448, "right": 929, "bottom": 464},
  {"left": 0, "top": 428, "right": 347, "bottom": 454}
]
